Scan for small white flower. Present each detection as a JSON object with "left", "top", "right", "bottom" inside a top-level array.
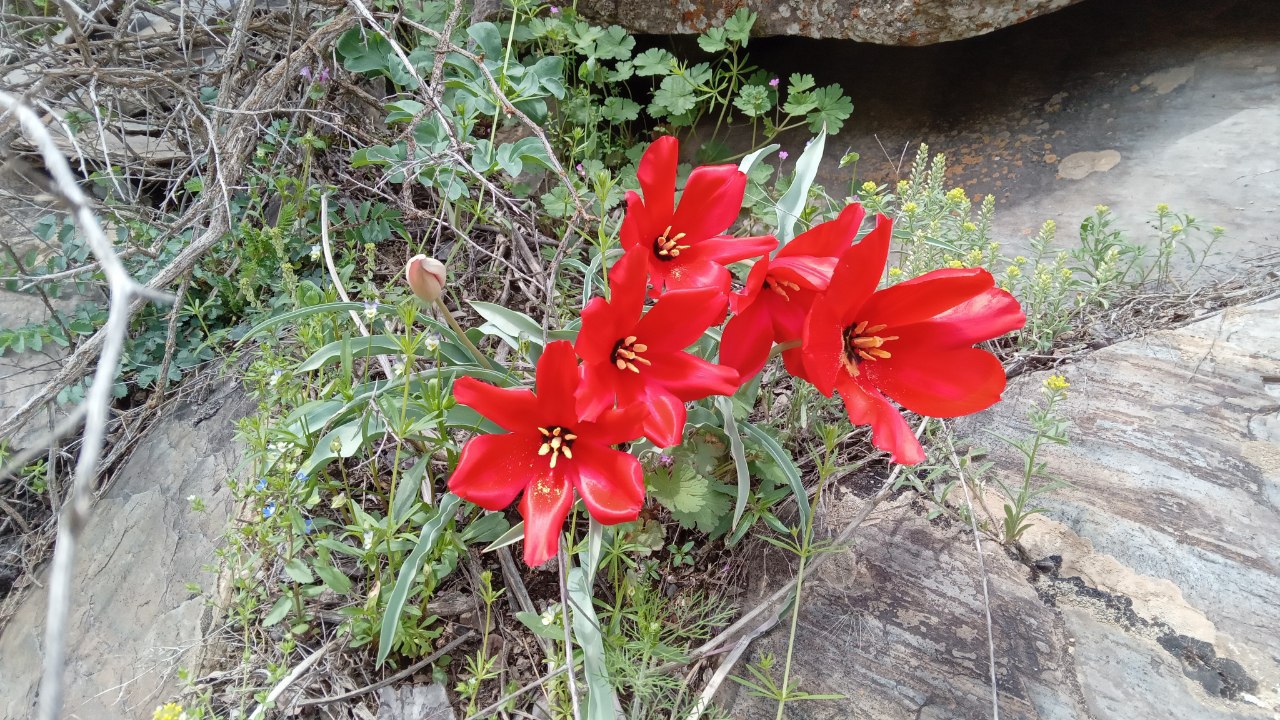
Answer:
[
  {"left": 309, "top": 244, "right": 322, "bottom": 261},
  {"left": 424, "top": 334, "right": 440, "bottom": 353},
  {"left": 363, "top": 300, "right": 379, "bottom": 320}
]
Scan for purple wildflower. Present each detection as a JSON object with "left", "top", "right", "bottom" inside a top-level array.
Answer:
[
  {"left": 768, "top": 77, "right": 779, "bottom": 88},
  {"left": 778, "top": 150, "right": 790, "bottom": 161},
  {"left": 299, "top": 66, "right": 312, "bottom": 81}
]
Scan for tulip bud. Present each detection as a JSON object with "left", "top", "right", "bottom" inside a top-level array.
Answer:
[{"left": 405, "top": 254, "right": 446, "bottom": 302}]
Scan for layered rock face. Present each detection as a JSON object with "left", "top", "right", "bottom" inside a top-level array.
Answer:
[{"left": 577, "top": 0, "right": 1082, "bottom": 45}]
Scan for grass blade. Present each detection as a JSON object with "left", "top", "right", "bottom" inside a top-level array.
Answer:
[{"left": 377, "top": 493, "right": 461, "bottom": 667}]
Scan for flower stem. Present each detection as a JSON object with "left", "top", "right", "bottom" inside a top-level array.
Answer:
[{"left": 434, "top": 297, "right": 493, "bottom": 370}]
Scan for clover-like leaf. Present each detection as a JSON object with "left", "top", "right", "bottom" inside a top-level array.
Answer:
[
  {"left": 733, "top": 84, "right": 772, "bottom": 118},
  {"left": 601, "top": 96, "right": 641, "bottom": 123},
  {"left": 806, "top": 85, "right": 854, "bottom": 133}
]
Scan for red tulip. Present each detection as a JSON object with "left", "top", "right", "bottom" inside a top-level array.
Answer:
[
  {"left": 801, "top": 214, "right": 1026, "bottom": 465},
  {"left": 575, "top": 248, "right": 740, "bottom": 448},
  {"left": 720, "top": 204, "right": 867, "bottom": 382},
  {"left": 448, "top": 341, "right": 647, "bottom": 566},
  {"left": 620, "top": 136, "right": 776, "bottom": 295}
]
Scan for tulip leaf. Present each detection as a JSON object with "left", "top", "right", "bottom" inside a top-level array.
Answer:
[
  {"left": 377, "top": 493, "right": 461, "bottom": 668},
  {"left": 235, "top": 302, "right": 365, "bottom": 346},
  {"left": 296, "top": 335, "right": 404, "bottom": 372},
  {"left": 737, "top": 143, "right": 779, "bottom": 177},
  {"left": 568, "top": 565, "right": 618, "bottom": 720},
  {"left": 469, "top": 301, "right": 545, "bottom": 350},
  {"left": 740, "top": 420, "right": 809, "bottom": 533},
  {"left": 716, "top": 395, "right": 752, "bottom": 531},
  {"left": 776, "top": 129, "right": 826, "bottom": 244},
  {"left": 482, "top": 520, "right": 525, "bottom": 553}
]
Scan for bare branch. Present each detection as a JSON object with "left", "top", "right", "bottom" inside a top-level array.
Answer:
[{"left": 0, "top": 91, "right": 170, "bottom": 720}]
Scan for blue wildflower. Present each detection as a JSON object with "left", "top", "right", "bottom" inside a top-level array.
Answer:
[
  {"left": 255, "top": 477, "right": 268, "bottom": 491},
  {"left": 304, "top": 518, "right": 314, "bottom": 535},
  {"left": 262, "top": 502, "right": 276, "bottom": 519}
]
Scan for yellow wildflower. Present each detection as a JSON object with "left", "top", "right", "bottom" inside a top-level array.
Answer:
[
  {"left": 860, "top": 181, "right": 878, "bottom": 195},
  {"left": 1155, "top": 203, "right": 1170, "bottom": 214},
  {"left": 1014, "top": 255, "right": 1027, "bottom": 264},
  {"left": 1005, "top": 265, "right": 1022, "bottom": 278},
  {"left": 902, "top": 201, "right": 918, "bottom": 214},
  {"left": 1094, "top": 204, "right": 1110, "bottom": 214},
  {"left": 1169, "top": 224, "right": 1183, "bottom": 234},
  {"left": 962, "top": 221, "right": 977, "bottom": 232},
  {"left": 1044, "top": 375, "right": 1069, "bottom": 391},
  {"left": 888, "top": 267, "right": 904, "bottom": 278},
  {"left": 945, "top": 188, "right": 967, "bottom": 203},
  {"left": 153, "top": 704, "right": 186, "bottom": 720},
  {"left": 946, "top": 260, "right": 964, "bottom": 269}
]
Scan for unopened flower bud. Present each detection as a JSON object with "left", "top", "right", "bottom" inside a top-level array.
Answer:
[{"left": 405, "top": 255, "right": 447, "bottom": 302}]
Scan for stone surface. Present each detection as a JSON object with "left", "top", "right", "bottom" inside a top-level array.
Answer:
[
  {"left": 0, "top": 380, "right": 248, "bottom": 720},
  {"left": 578, "top": 0, "right": 1082, "bottom": 45},
  {"left": 724, "top": 297, "right": 1280, "bottom": 718},
  {"left": 377, "top": 683, "right": 455, "bottom": 719},
  {"left": 0, "top": 291, "right": 69, "bottom": 450},
  {"left": 741, "top": 0, "right": 1280, "bottom": 276}
]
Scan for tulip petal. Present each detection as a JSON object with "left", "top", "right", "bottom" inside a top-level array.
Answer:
[
  {"left": 860, "top": 267, "right": 997, "bottom": 329},
  {"left": 770, "top": 256, "right": 840, "bottom": 291},
  {"left": 452, "top": 377, "right": 539, "bottom": 433},
  {"left": 619, "top": 190, "right": 652, "bottom": 252},
  {"left": 867, "top": 347, "right": 1008, "bottom": 418},
  {"left": 720, "top": 302, "right": 776, "bottom": 382},
  {"left": 535, "top": 340, "right": 580, "bottom": 426},
  {"left": 919, "top": 286, "right": 1026, "bottom": 347},
  {"left": 836, "top": 376, "right": 925, "bottom": 465},
  {"left": 637, "top": 136, "right": 677, "bottom": 227},
  {"left": 518, "top": 468, "right": 574, "bottom": 566},
  {"left": 779, "top": 203, "right": 864, "bottom": 259},
  {"left": 575, "top": 360, "right": 618, "bottom": 421},
  {"left": 583, "top": 401, "right": 648, "bottom": 446},
  {"left": 569, "top": 442, "right": 645, "bottom": 524},
  {"left": 641, "top": 390, "right": 687, "bottom": 448},
  {"left": 684, "top": 234, "right": 778, "bottom": 266},
  {"left": 448, "top": 433, "right": 539, "bottom": 510},
  {"left": 663, "top": 259, "right": 731, "bottom": 294},
  {"left": 821, "top": 213, "right": 892, "bottom": 324},
  {"left": 636, "top": 287, "right": 727, "bottom": 352},
  {"left": 801, "top": 299, "right": 846, "bottom": 396},
  {"left": 645, "top": 351, "right": 739, "bottom": 402},
  {"left": 671, "top": 164, "right": 747, "bottom": 242},
  {"left": 729, "top": 257, "right": 770, "bottom": 314}
]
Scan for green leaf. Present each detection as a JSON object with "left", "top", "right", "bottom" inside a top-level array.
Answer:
[
  {"left": 481, "top": 520, "right": 524, "bottom": 553},
  {"left": 385, "top": 99, "right": 425, "bottom": 124},
  {"left": 740, "top": 421, "right": 810, "bottom": 532},
  {"left": 568, "top": 566, "right": 618, "bottom": 720},
  {"left": 592, "top": 25, "right": 635, "bottom": 60},
  {"left": 540, "top": 185, "right": 575, "bottom": 218},
  {"left": 296, "top": 335, "right": 403, "bottom": 372},
  {"left": 284, "top": 558, "right": 315, "bottom": 584},
  {"left": 377, "top": 493, "right": 461, "bottom": 667},
  {"left": 601, "top": 97, "right": 640, "bottom": 123},
  {"left": 650, "top": 75, "right": 696, "bottom": 117},
  {"left": 459, "top": 512, "right": 510, "bottom": 545},
  {"left": 697, "top": 27, "right": 728, "bottom": 54},
  {"left": 737, "top": 143, "right": 779, "bottom": 176},
  {"left": 515, "top": 610, "right": 564, "bottom": 640},
  {"left": 314, "top": 563, "right": 353, "bottom": 595},
  {"left": 787, "top": 72, "right": 815, "bottom": 94},
  {"left": 806, "top": 85, "right": 854, "bottom": 134},
  {"left": 723, "top": 8, "right": 757, "bottom": 45},
  {"left": 336, "top": 29, "right": 392, "bottom": 75},
  {"left": 467, "top": 22, "right": 503, "bottom": 58},
  {"left": 716, "top": 396, "right": 751, "bottom": 531},
  {"left": 263, "top": 595, "right": 292, "bottom": 627},
  {"left": 236, "top": 302, "right": 365, "bottom": 346},
  {"left": 733, "top": 84, "right": 772, "bottom": 118},
  {"left": 776, "top": 129, "right": 826, "bottom": 243},
  {"left": 648, "top": 465, "right": 731, "bottom": 534},
  {"left": 633, "top": 48, "right": 675, "bottom": 76},
  {"left": 468, "top": 301, "right": 544, "bottom": 349}
]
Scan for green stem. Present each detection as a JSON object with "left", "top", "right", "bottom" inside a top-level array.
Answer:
[{"left": 434, "top": 297, "right": 493, "bottom": 370}]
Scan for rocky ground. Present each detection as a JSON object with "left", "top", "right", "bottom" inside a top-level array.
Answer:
[{"left": 0, "top": 0, "right": 1277, "bottom": 718}]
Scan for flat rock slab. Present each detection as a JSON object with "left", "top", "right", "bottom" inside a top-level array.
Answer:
[
  {"left": 0, "top": 381, "right": 248, "bottom": 720},
  {"left": 724, "top": 297, "right": 1279, "bottom": 718}
]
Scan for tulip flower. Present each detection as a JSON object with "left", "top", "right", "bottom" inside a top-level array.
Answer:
[
  {"left": 720, "top": 203, "right": 866, "bottom": 382},
  {"left": 405, "top": 255, "right": 447, "bottom": 302},
  {"left": 620, "top": 136, "right": 776, "bottom": 294},
  {"left": 575, "top": 248, "right": 739, "bottom": 448},
  {"left": 801, "top": 214, "right": 1026, "bottom": 464},
  {"left": 448, "top": 341, "right": 647, "bottom": 566}
]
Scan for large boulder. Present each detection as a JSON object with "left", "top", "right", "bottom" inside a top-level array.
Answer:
[{"left": 576, "top": 0, "right": 1083, "bottom": 45}]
